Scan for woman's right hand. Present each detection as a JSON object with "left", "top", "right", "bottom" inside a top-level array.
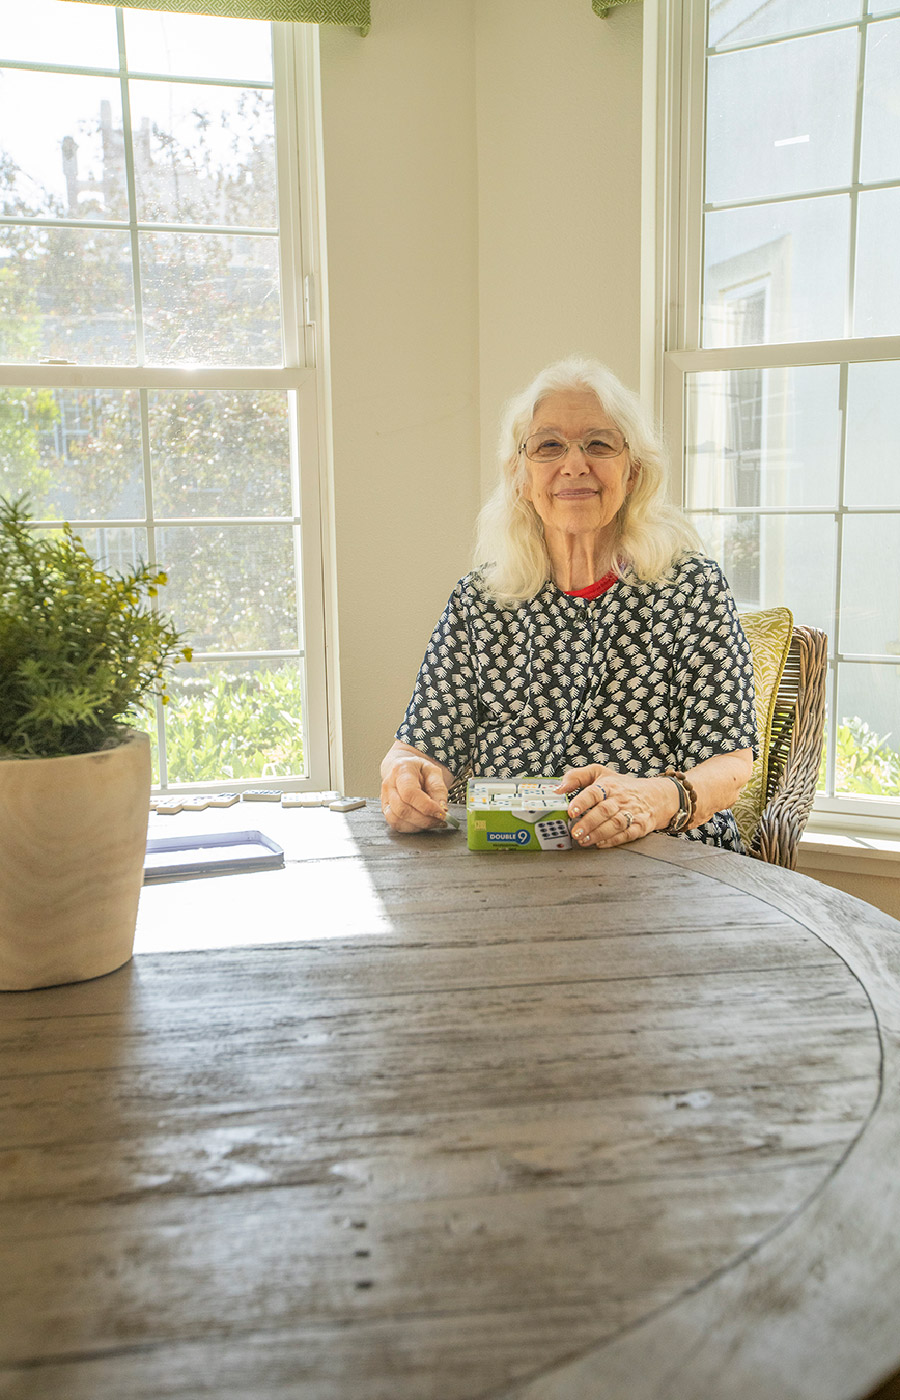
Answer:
[{"left": 380, "top": 742, "right": 453, "bottom": 832}]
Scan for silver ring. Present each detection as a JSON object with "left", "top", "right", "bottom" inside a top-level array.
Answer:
[
  {"left": 624, "top": 812, "right": 633, "bottom": 829},
  {"left": 599, "top": 786, "right": 608, "bottom": 801}
]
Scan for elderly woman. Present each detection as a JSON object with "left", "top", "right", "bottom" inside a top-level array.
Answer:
[{"left": 380, "top": 357, "right": 756, "bottom": 851}]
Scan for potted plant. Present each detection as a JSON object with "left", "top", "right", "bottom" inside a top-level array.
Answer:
[{"left": 0, "top": 495, "right": 191, "bottom": 990}]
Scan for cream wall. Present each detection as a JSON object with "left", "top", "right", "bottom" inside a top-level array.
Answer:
[
  {"left": 318, "top": 1, "right": 480, "bottom": 799},
  {"left": 474, "top": 0, "right": 645, "bottom": 495},
  {"left": 319, "top": 0, "right": 645, "bottom": 796}
]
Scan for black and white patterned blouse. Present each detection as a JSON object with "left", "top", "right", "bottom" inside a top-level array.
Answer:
[{"left": 396, "top": 552, "right": 757, "bottom": 851}]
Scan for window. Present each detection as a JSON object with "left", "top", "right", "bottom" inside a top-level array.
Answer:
[
  {"left": 0, "top": 0, "right": 330, "bottom": 791},
  {"left": 662, "top": 0, "right": 900, "bottom": 823}
]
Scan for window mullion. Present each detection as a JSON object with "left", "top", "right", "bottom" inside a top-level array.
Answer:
[
  {"left": 115, "top": 7, "right": 146, "bottom": 367},
  {"left": 681, "top": 0, "right": 707, "bottom": 351},
  {"left": 709, "top": 7, "right": 879, "bottom": 56},
  {"left": 827, "top": 364, "right": 852, "bottom": 799},
  {"left": 704, "top": 173, "right": 900, "bottom": 215},
  {"left": 138, "top": 384, "right": 156, "bottom": 560},
  {"left": 663, "top": 0, "right": 707, "bottom": 354},
  {"left": 668, "top": 336, "right": 900, "bottom": 371},
  {"left": 272, "top": 22, "right": 304, "bottom": 369},
  {"left": 845, "top": 23, "right": 869, "bottom": 340},
  {"left": 663, "top": 351, "right": 688, "bottom": 506},
  {"left": 137, "top": 383, "right": 169, "bottom": 786}
]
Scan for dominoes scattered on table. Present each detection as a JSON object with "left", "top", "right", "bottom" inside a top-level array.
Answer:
[
  {"left": 467, "top": 779, "right": 564, "bottom": 809},
  {"left": 280, "top": 790, "right": 340, "bottom": 807},
  {"left": 150, "top": 791, "right": 368, "bottom": 815}
]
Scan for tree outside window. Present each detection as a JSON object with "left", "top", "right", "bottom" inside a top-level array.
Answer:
[{"left": 0, "top": 2, "right": 327, "bottom": 788}]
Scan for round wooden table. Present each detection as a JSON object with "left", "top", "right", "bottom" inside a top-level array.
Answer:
[{"left": 1, "top": 806, "right": 899, "bottom": 1399}]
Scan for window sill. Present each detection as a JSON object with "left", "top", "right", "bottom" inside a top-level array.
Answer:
[{"left": 798, "top": 829, "right": 900, "bottom": 880}]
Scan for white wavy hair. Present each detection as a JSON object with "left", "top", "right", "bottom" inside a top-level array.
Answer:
[{"left": 474, "top": 356, "right": 702, "bottom": 605}]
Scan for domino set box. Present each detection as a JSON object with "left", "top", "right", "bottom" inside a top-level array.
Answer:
[{"left": 466, "top": 777, "right": 573, "bottom": 851}]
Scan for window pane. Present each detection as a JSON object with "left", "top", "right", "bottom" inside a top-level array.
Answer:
[
  {"left": 845, "top": 361, "right": 900, "bottom": 506},
  {"left": 709, "top": 0, "right": 861, "bottom": 49},
  {"left": 149, "top": 389, "right": 291, "bottom": 518},
  {"left": 70, "top": 525, "right": 147, "bottom": 576},
  {"left": 0, "top": 0, "right": 119, "bottom": 69},
  {"left": 818, "top": 670, "right": 833, "bottom": 793},
  {"left": 854, "top": 188, "right": 900, "bottom": 336},
  {"left": 703, "top": 196, "right": 849, "bottom": 346},
  {"left": 158, "top": 523, "right": 297, "bottom": 651},
  {"left": 686, "top": 365, "right": 841, "bottom": 509},
  {"left": 869, "top": 0, "right": 900, "bottom": 16},
  {"left": 840, "top": 515, "right": 900, "bottom": 653},
  {"left": 689, "top": 512, "right": 836, "bottom": 636},
  {"left": 860, "top": 19, "right": 900, "bottom": 183},
  {"left": 835, "top": 664, "right": 900, "bottom": 797},
  {"left": 130, "top": 81, "right": 276, "bottom": 228},
  {"left": 162, "top": 658, "right": 306, "bottom": 784},
  {"left": 706, "top": 32, "right": 857, "bottom": 205},
  {"left": 0, "top": 72, "right": 127, "bottom": 223},
  {"left": 0, "top": 387, "right": 143, "bottom": 520},
  {"left": 140, "top": 232, "right": 281, "bottom": 366},
  {"left": 0, "top": 226, "right": 136, "bottom": 364},
  {"left": 123, "top": 9, "right": 272, "bottom": 83}
]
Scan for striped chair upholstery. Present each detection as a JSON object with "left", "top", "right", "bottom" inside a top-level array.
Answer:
[{"left": 737, "top": 610, "right": 828, "bottom": 869}]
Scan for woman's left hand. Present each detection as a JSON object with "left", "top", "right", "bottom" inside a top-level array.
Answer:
[{"left": 556, "top": 763, "right": 677, "bottom": 848}]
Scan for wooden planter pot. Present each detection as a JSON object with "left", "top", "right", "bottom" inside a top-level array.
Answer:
[{"left": 0, "top": 730, "right": 151, "bottom": 991}]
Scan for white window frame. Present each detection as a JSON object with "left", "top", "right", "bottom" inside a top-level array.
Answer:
[
  {"left": 0, "top": 16, "right": 336, "bottom": 794},
  {"left": 654, "top": 0, "right": 900, "bottom": 839}
]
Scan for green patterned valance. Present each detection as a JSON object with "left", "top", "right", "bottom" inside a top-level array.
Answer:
[
  {"left": 592, "top": 0, "right": 641, "bottom": 16},
  {"left": 60, "top": 0, "right": 369, "bottom": 28}
]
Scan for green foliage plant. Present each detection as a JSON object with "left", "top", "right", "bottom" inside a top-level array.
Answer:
[
  {"left": 155, "top": 668, "right": 305, "bottom": 783},
  {"left": 0, "top": 495, "right": 191, "bottom": 759},
  {"left": 818, "top": 717, "right": 900, "bottom": 798}
]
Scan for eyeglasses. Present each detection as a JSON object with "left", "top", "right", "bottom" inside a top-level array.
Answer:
[{"left": 519, "top": 429, "right": 628, "bottom": 463}]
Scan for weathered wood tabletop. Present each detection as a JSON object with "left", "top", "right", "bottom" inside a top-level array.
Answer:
[{"left": 2, "top": 802, "right": 900, "bottom": 1400}]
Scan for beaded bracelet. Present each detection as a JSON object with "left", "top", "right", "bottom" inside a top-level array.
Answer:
[
  {"left": 662, "top": 775, "right": 690, "bottom": 833},
  {"left": 663, "top": 768, "right": 699, "bottom": 834}
]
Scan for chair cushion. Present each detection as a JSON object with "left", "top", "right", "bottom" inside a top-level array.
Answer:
[{"left": 733, "top": 607, "right": 794, "bottom": 852}]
